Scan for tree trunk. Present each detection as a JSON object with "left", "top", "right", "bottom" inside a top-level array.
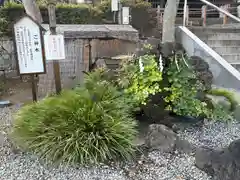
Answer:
[
  {"left": 22, "top": 0, "right": 43, "bottom": 23},
  {"left": 162, "top": 0, "right": 180, "bottom": 43}
]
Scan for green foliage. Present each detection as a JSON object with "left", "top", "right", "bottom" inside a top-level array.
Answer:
[
  {"left": 164, "top": 53, "right": 209, "bottom": 118},
  {"left": 117, "top": 52, "right": 162, "bottom": 106},
  {"left": 0, "top": 0, "right": 151, "bottom": 36},
  {"left": 164, "top": 53, "right": 233, "bottom": 121},
  {"left": 207, "top": 88, "right": 238, "bottom": 112},
  {"left": 0, "top": 2, "right": 103, "bottom": 27},
  {"left": 12, "top": 69, "right": 137, "bottom": 165},
  {"left": 0, "top": 18, "right": 8, "bottom": 36},
  {"left": 208, "top": 103, "right": 234, "bottom": 121},
  {"left": 115, "top": 47, "right": 234, "bottom": 121}
]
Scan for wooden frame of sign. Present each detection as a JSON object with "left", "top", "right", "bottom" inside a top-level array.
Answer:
[{"left": 13, "top": 15, "right": 46, "bottom": 101}]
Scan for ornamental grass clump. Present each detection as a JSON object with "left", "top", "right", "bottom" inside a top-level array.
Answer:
[{"left": 12, "top": 69, "right": 137, "bottom": 165}]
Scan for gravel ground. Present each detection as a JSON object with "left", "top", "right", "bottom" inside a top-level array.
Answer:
[
  {"left": 1, "top": 106, "right": 239, "bottom": 180},
  {"left": 178, "top": 120, "right": 240, "bottom": 150}
]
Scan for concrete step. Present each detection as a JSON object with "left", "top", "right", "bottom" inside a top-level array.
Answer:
[
  {"left": 205, "top": 40, "right": 240, "bottom": 47},
  {"left": 195, "top": 33, "right": 240, "bottom": 41},
  {"left": 191, "top": 27, "right": 240, "bottom": 34},
  {"left": 221, "top": 54, "right": 240, "bottom": 64},
  {"left": 211, "top": 46, "right": 240, "bottom": 54}
]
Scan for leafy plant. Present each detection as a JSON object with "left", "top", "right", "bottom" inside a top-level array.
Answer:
[
  {"left": 164, "top": 53, "right": 209, "bottom": 118},
  {"left": 0, "top": 18, "right": 8, "bottom": 36},
  {"left": 164, "top": 52, "right": 234, "bottom": 121},
  {"left": 117, "top": 52, "right": 162, "bottom": 106},
  {"left": 12, "top": 69, "right": 137, "bottom": 165}
]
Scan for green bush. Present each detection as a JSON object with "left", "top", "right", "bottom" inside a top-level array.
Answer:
[
  {"left": 164, "top": 53, "right": 209, "bottom": 118},
  {"left": 117, "top": 50, "right": 162, "bottom": 106},
  {"left": 0, "top": 0, "right": 151, "bottom": 36},
  {"left": 12, "top": 69, "right": 137, "bottom": 165},
  {"left": 0, "top": 2, "right": 104, "bottom": 25},
  {"left": 164, "top": 52, "right": 233, "bottom": 121},
  {"left": 207, "top": 88, "right": 237, "bottom": 112}
]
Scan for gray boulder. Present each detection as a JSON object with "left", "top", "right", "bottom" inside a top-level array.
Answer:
[
  {"left": 145, "top": 124, "right": 177, "bottom": 152},
  {"left": 195, "top": 139, "right": 240, "bottom": 180},
  {"left": 145, "top": 124, "right": 196, "bottom": 154}
]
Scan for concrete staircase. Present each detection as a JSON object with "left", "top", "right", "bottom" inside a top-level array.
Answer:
[{"left": 191, "top": 25, "right": 240, "bottom": 71}]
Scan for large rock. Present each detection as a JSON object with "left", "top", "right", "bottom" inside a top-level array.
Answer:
[
  {"left": 195, "top": 139, "right": 240, "bottom": 180},
  {"left": 145, "top": 124, "right": 197, "bottom": 154},
  {"left": 190, "top": 56, "right": 213, "bottom": 91},
  {"left": 145, "top": 124, "right": 177, "bottom": 152}
]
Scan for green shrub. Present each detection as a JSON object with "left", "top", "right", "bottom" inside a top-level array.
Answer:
[
  {"left": 0, "top": 18, "right": 8, "bottom": 36},
  {"left": 0, "top": 2, "right": 104, "bottom": 25},
  {"left": 117, "top": 51, "right": 162, "bottom": 106},
  {"left": 207, "top": 88, "right": 238, "bottom": 112},
  {"left": 164, "top": 53, "right": 233, "bottom": 121},
  {"left": 164, "top": 53, "right": 209, "bottom": 118},
  {"left": 12, "top": 69, "right": 137, "bottom": 165},
  {"left": 0, "top": 0, "right": 151, "bottom": 36}
]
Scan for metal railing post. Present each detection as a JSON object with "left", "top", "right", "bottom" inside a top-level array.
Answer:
[
  {"left": 183, "top": 0, "right": 188, "bottom": 26},
  {"left": 157, "top": 5, "right": 161, "bottom": 29},
  {"left": 201, "top": 5, "right": 207, "bottom": 26}
]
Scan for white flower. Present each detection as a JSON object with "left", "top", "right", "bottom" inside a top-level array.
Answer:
[
  {"left": 139, "top": 57, "right": 144, "bottom": 72},
  {"left": 159, "top": 54, "right": 163, "bottom": 72}
]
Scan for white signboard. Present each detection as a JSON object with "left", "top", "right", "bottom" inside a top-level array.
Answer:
[
  {"left": 14, "top": 16, "right": 45, "bottom": 74},
  {"left": 122, "top": 7, "right": 130, "bottom": 25},
  {"left": 111, "top": 0, "right": 118, "bottom": 11},
  {"left": 44, "top": 34, "right": 65, "bottom": 60}
]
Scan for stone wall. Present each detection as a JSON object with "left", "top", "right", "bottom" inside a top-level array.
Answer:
[{"left": 0, "top": 38, "right": 15, "bottom": 70}]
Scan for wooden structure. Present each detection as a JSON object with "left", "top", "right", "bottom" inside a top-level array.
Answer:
[
  {"left": 149, "top": 0, "right": 236, "bottom": 8},
  {"left": 154, "top": 0, "right": 239, "bottom": 28},
  {"left": 37, "top": 24, "right": 139, "bottom": 96}
]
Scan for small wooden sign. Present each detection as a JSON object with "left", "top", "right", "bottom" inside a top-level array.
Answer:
[
  {"left": 122, "top": 7, "right": 130, "bottom": 25},
  {"left": 13, "top": 15, "right": 46, "bottom": 75},
  {"left": 111, "top": 0, "right": 118, "bottom": 12},
  {"left": 44, "top": 34, "right": 65, "bottom": 60}
]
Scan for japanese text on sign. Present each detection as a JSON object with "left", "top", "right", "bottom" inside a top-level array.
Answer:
[
  {"left": 14, "top": 16, "right": 45, "bottom": 74},
  {"left": 44, "top": 34, "right": 65, "bottom": 61}
]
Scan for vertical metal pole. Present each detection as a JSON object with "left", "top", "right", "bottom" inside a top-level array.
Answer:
[
  {"left": 157, "top": 5, "right": 161, "bottom": 29},
  {"left": 186, "top": 5, "right": 189, "bottom": 26},
  {"left": 202, "top": 5, "right": 207, "bottom": 27},
  {"left": 183, "top": 0, "right": 188, "bottom": 26}
]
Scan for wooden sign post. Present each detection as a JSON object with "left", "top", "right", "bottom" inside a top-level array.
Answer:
[
  {"left": 47, "top": 0, "right": 62, "bottom": 94},
  {"left": 13, "top": 15, "right": 46, "bottom": 102}
]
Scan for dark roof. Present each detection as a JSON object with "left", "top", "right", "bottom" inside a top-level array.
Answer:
[{"left": 41, "top": 24, "right": 139, "bottom": 42}]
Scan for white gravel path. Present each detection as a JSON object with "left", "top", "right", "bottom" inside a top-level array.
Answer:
[
  {"left": 178, "top": 120, "right": 240, "bottom": 150},
  {"left": 2, "top": 106, "right": 239, "bottom": 180}
]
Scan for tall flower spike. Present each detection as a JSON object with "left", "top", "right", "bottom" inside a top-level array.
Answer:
[
  {"left": 159, "top": 54, "right": 163, "bottom": 72},
  {"left": 139, "top": 57, "right": 144, "bottom": 73}
]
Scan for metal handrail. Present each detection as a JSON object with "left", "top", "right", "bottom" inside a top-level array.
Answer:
[{"left": 183, "top": 0, "right": 240, "bottom": 26}]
